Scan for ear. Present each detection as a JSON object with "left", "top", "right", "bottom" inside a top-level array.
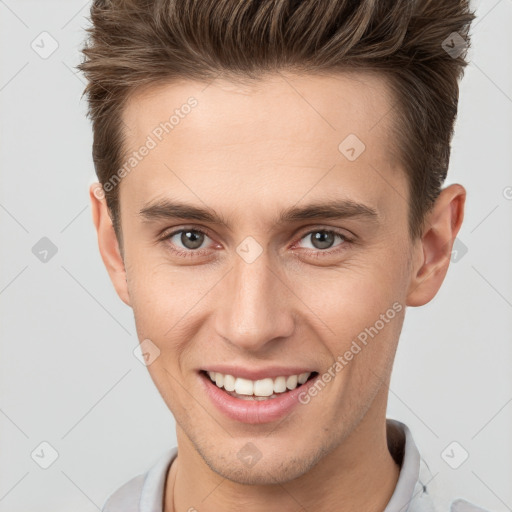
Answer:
[
  {"left": 406, "top": 183, "right": 466, "bottom": 307},
  {"left": 89, "top": 183, "right": 131, "bottom": 306}
]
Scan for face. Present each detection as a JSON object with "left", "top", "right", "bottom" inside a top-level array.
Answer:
[{"left": 92, "top": 71, "right": 453, "bottom": 485}]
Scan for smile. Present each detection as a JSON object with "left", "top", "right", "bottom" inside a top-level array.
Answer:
[
  {"left": 199, "top": 369, "right": 320, "bottom": 424},
  {"left": 205, "top": 370, "right": 317, "bottom": 400}
]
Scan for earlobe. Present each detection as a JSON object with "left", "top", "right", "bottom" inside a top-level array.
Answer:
[
  {"left": 406, "top": 184, "right": 466, "bottom": 307},
  {"left": 89, "top": 183, "right": 131, "bottom": 307}
]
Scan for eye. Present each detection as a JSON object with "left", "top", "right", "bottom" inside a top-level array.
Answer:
[
  {"left": 296, "top": 229, "right": 351, "bottom": 253},
  {"left": 161, "top": 228, "right": 215, "bottom": 256},
  {"left": 159, "top": 226, "right": 353, "bottom": 260}
]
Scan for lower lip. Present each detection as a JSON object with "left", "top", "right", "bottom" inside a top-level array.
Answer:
[{"left": 199, "top": 371, "right": 320, "bottom": 424}]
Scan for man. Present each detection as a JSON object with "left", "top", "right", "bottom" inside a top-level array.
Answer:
[{"left": 78, "top": 0, "right": 489, "bottom": 510}]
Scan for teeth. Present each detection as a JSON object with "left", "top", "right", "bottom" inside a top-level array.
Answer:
[
  {"left": 286, "top": 374, "right": 297, "bottom": 389},
  {"left": 223, "top": 374, "right": 236, "bottom": 392},
  {"left": 235, "top": 377, "right": 254, "bottom": 396},
  {"left": 206, "top": 371, "right": 312, "bottom": 397},
  {"left": 298, "top": 372, "right": 309, "bottom": 384},
  {"left": 253, "top": 378, "right": 274, "bottom": 397},
  {"left": 274, "top": 376, "right": 287, "bottom": 393}
]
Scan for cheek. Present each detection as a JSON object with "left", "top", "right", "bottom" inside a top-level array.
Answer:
[
  {"left": 308, "top": 266, "right": 399, "bottom": 332},
  {"left": 126, "top": 258, "right": 219, "bottom": 368},
  {"left": 305, "top": 258, "right": 406, "bottom": 377}
]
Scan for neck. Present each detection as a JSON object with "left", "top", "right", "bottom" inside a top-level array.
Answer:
[{"left": 164, "top": 398, "right": 400, "bottom": 512}]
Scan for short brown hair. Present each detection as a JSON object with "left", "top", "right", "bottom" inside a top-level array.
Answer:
[{"left": 77, "top": 0, "right": 475, "bottom": 242}]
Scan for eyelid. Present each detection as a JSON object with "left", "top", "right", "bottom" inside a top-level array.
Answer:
[
  {"left": 159, "top": 223, "right": 212, "bottom": 238},
  {"left": 294, "top": 225, "right": 355, "bottom": 242}
]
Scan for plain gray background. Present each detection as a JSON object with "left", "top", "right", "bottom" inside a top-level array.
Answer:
[{"left": 1, "top": 0, "right": 511, "bottom": 511}]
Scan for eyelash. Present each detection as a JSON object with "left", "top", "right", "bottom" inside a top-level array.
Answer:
[{"left": 158, "top": 226, "right": 354, "bottom": 260}]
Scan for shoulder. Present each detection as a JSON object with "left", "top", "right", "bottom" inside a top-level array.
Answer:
[
  {"left": 102, "top": 473, "right": 146, "bottom": 512},
  {"left": 101, "top": 448, "right": 178, "bottom": 512},
  {"left": 386, "top": 419, "right": 494, "bottom": 512},
  {"left": 449, "top": 498, "right": 494, "bottom": 512}
]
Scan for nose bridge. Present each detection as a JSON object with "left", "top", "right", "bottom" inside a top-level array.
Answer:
[{"left": 215, "top": 246, "right": 294, "bottom": 351}]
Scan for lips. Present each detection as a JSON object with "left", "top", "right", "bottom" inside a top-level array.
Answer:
[{"left": 199, "top": 369, "right": 321, "bottom": 424}]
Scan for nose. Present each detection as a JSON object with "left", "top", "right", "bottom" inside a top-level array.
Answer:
[{"left": 214, "top": 247, "right": 296, "bottom": 353}]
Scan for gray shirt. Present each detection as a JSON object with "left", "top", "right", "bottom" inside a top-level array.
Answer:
[{"left": 102, "top": 419, "right": 491, "bottom": 512}]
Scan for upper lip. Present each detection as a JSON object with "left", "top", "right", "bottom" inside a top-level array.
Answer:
[{"left": 201, "top": 365, "right": 317, "bottom": 381}]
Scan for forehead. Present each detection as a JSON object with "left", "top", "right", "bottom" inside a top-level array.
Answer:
[
  {"left": 123, "top": 70, "right": 396, "bottom": 147},
  {"left": 119, "top": 71, "right": 406, "bottom": 223}
]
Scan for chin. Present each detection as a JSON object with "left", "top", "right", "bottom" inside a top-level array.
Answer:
[{"left": 201, "top": 446, "right": 319, "bottom": 486}]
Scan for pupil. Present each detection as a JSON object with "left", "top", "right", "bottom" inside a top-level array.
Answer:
[
  {"left": 181, "top": 230, "right": 204, "bottom": 249},
  {"left": 312, "top": 231, "right": 334, "bottom": 249}
]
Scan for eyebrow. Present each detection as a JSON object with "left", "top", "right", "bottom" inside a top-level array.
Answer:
[{"left": 139, "top": 197, "right": 380, "bottom": 228}]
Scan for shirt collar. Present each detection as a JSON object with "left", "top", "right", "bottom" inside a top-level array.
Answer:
[{"left": 384, "top": 418, "right": 436, "bottom": 511}]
